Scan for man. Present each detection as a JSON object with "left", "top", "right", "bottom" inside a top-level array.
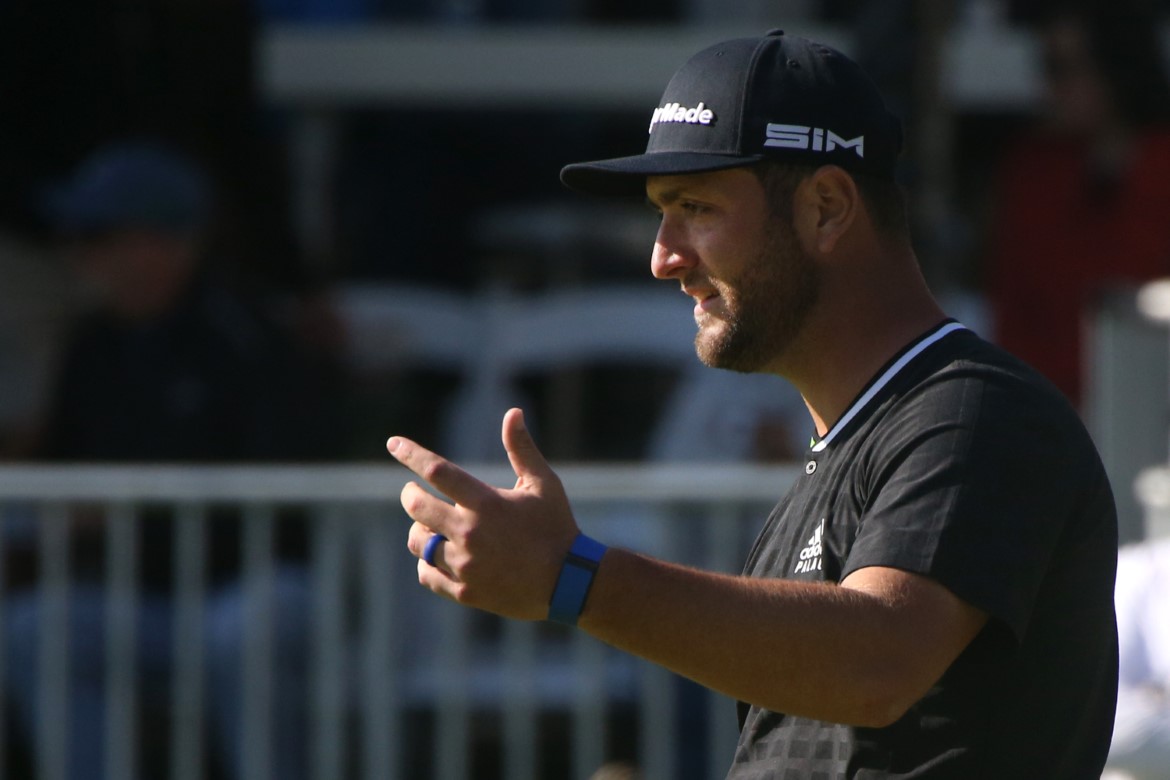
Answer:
[
  {"left": 388, "top": 30, "right": 1119, "bottom": 778},
  {"left": 5, "top": 140, "right": 316, "bottom": 780},
  {"left": 38, "top": 140, "right": 313, "bottom": 461}
]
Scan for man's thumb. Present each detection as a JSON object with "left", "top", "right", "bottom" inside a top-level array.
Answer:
[{"left": 502, "top": 408, "right": 550, "bottom": 482}]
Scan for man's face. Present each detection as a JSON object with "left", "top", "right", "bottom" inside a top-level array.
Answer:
[
  {"left": 647, "top": 167, "right": 820, "bottom": 374},
  {"left": 68, "top": 228, "right": 197, "bottom": 321}
]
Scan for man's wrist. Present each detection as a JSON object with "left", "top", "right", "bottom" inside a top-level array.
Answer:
[{"left": 547, "top": 533, "right": 607, "bottom": 626}]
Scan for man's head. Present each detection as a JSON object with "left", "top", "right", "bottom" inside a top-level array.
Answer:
[
  {"left": 44, "top": 141, "right": 211, "bottom": 321},
  {"left": 562, "top": 32, "right": 911, "bottom": 375}
]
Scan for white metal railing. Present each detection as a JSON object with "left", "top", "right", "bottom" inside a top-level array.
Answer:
[{"left": 0, "top": 463, "right": 798, "bottom": 780}]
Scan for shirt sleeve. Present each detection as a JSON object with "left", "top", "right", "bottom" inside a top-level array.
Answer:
[{"left": 839, "top": 366, "right": 1109, "bottom": 641}]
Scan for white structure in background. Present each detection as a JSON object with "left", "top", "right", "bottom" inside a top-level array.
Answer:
[
  {"left": 1104, "top": 278, "right": 1170, "bottom": 780},
  {"left": 0, "top": 462, "right": 794, "bottom": 780}
]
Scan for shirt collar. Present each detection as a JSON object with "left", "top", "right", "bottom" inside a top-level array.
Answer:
[{"left": 810, "top": 321, "right": 968, "bottom": 453}]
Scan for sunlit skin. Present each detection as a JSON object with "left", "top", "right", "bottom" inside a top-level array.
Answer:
[{"left": 647, "top": 168, "right": 820, "bottom": 376}]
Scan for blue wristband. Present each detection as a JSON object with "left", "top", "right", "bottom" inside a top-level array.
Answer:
[{"left": 547, "top": 533, "right": 607, "bottom": 626}]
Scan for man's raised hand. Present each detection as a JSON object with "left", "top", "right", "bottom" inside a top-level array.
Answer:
[{"left": 388, "top": 407, "right": 580, "bottom": 621}]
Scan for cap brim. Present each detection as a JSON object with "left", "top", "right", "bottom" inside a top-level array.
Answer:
[{"left": 560, "top": 151, "right": 763, "bottom": 198}]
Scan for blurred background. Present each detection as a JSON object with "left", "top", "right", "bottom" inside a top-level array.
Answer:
[{"left": 1, "top": 1, "right": 1170, "bottom": 779}]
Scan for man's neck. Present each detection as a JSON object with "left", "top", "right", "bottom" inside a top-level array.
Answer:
[{"left": 783, "top": 253, "right": 946, "bottom": 438}]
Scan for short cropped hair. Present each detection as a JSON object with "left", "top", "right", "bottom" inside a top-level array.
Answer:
[{"left": 752, "top": 160, "right": 910, "bottom": 242}]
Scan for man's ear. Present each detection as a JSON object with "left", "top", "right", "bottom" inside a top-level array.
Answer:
[{"left": 792, "top": 165, "right": 859, "bottom": 256}]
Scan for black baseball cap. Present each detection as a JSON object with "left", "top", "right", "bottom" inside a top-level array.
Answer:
[{"left": 560, "top": 29, "right": 903, "bottom": 197}]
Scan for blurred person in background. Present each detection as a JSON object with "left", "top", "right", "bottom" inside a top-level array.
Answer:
[
  {"left": 0, "top": 0, "right": 343, "bottom": 456},
  {"left": 33, "top": 141, "right": 327, "bottom": 462},
  {"left": 2, "top": 141, "right": 320, "bottom": 780},
  {"left": 986, "top": 0, "right": 1170, "bottom": 409}
]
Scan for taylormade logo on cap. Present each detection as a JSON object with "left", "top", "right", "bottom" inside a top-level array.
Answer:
[{"left": 649, "top": 102, "right": 716, "bottom": 133}]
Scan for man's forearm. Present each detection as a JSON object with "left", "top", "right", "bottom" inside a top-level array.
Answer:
[{"left": 578, "top": 547, "right": 983, "bottom": 728}]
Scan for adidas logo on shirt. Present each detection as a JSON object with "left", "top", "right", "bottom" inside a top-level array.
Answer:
[{"left": 794, "top": 519, "right": 825, "bottom": 574}]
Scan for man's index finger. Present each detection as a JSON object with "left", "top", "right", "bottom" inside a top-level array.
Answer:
[{"left": 388, "top": 437, "right": 493, "bottom": 506}]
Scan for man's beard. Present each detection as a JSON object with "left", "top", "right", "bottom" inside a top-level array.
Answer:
[{"left": 694, "top": 223, "right": 821, "bottom": 373}]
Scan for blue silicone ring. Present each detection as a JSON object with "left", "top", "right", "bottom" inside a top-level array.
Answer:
[
  {"left": 547, "top": 533, "right": 608, "bottom": 626},
  {"left": 423, "top": 533, "right": 448, "bottom": 567}
]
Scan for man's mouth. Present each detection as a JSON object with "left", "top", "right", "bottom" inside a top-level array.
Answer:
[{"left": 684, "top": 286, "right": 720, "bottom": 316}]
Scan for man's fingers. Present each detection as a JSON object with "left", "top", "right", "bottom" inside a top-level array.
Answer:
[
  {"left": 407, "top": 520, "right": 438, "bottom": 558},
  {"left": 401, "top": 480, "right": 462, "bottom": 538},
  {"left": 501, "top": 408, "right": 554, "bottom": 486},
  {"left": 417, "top": 557, "right": 465, "bottom": 601},
  {"left": 388, "top": 436, "right": 493, "bottom": 506},
  {"left": 408, "top": 520, "right": 466, "bottom": 580}
]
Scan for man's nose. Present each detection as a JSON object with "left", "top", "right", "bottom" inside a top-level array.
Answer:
[{"left": 650, "top": 222, "right": 695, "bottom": 280}]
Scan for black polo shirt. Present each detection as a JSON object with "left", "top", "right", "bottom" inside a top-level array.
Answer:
[{"left": 727, "top": 322, "right": 1119, "bottom": 779}]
